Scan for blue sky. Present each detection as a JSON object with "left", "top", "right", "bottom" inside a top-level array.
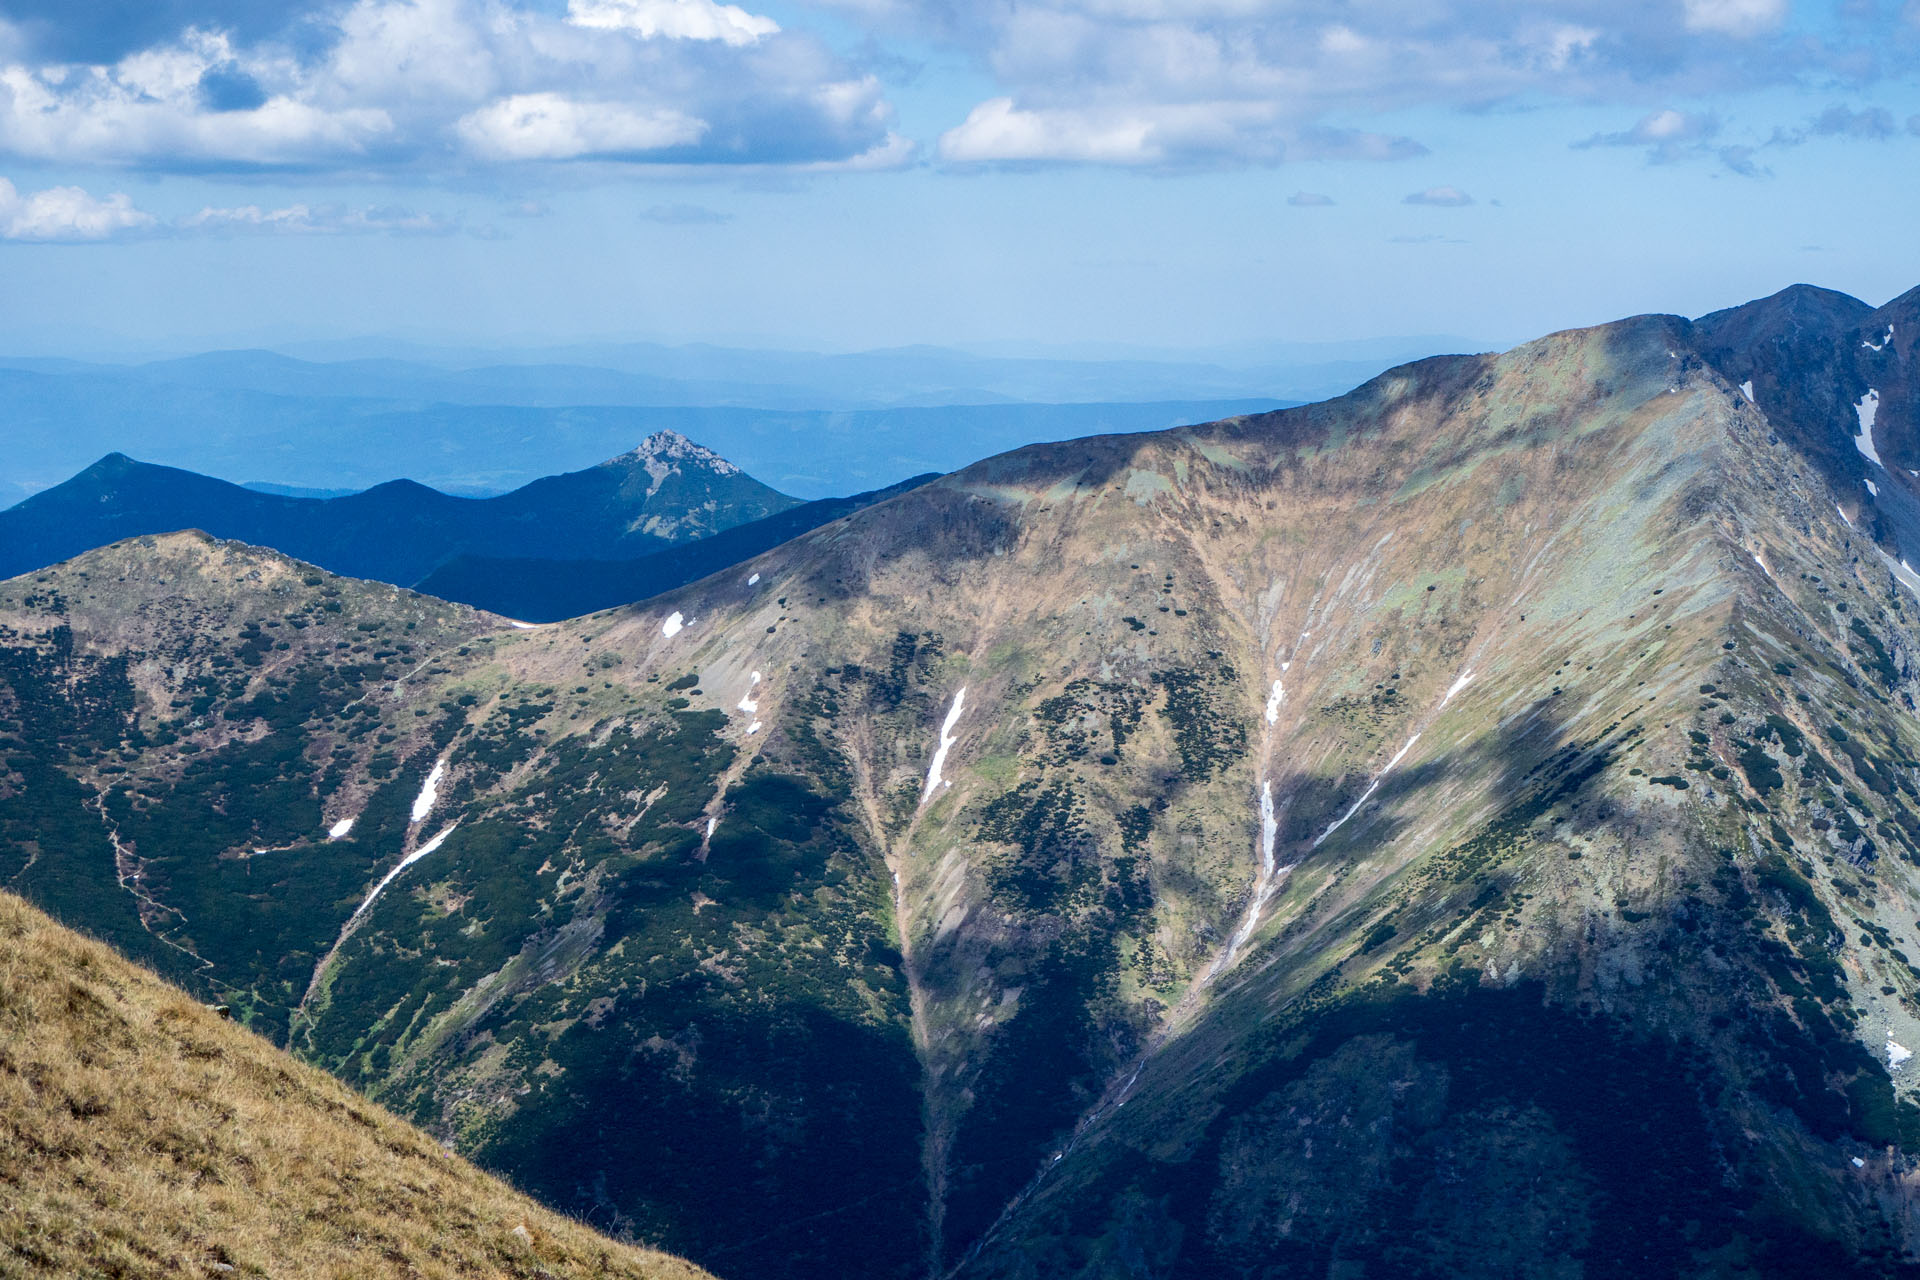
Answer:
[{"left": 1, "top": 0, "right": 1918, "bottom": 356}]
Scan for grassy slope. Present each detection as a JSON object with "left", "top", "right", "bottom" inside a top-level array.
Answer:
[{"left": 0, "top": 889, "right": 710, "bottom": 1280}]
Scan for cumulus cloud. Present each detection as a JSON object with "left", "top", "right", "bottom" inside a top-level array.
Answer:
[
  {"left": 0, "top": 176, "right": 155, "bottom": 240},
  {"left": 0, "top": 29, "right": 395, "bottom": 169},
  {"left": 0, "top": 0, "right": 896, "bottom": 172},
  {"left": 1404, "top": 185, "right": 1473, "bottom": 206},
  {"left": 456, "top": 94, "right": 707, "bottom": 161}
]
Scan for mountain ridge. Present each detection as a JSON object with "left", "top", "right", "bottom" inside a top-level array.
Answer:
[
  {"left": 7, "top": 285, "right": 1920, "bottom": 1276},
  {"left": 0, "top": 431, "right": 799, "bottom": 588}
]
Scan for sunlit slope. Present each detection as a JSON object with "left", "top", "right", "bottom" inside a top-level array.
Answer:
[
  {"left": 636, "top": 313, "right": 1920, "bottom": 1273},
  {"left": 0, "top": 889, "right": 711, "bottom": 1280},
  {"left": 9, "top": 306, "right": 1920, "bottom": 1274}
]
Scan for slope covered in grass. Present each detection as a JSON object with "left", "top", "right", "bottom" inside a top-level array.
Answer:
[{"left": 0, "top": 890, "right": 710, "bottom": 1280}]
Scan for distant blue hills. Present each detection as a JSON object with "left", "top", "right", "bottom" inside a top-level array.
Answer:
[
  {"left": 0, "top": 337, "right": 1478, "bottom": 503},
  {"left": 0, "top": 433, "right": 937, "bottom": 622}
]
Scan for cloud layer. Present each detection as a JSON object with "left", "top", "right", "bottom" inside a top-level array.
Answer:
[
  {"left": 0, "top": 174, "right": 473, "bottom": 241},
  {"left": 0, "top": 0, "right": 906, "bottom": 172},
  {"left": 0, "top": 0, "right": 1913, "bottom": 178},
  {"left": 883, "top": 0, "right": 1894, "bottom": 169}
]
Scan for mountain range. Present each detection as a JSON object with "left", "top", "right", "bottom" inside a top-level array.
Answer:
[
  {"left": 0, "top": 348, "right": 1304, "bottom": 502},
  {"left": 0, "top": 433, "right": 938, "bottom": 622},
  {"left": 5, "top": 282, "right": 1920, "bottom": 1277}
]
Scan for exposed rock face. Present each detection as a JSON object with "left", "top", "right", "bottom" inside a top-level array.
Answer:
[{"left": 9, "top": 293, "right": 1920, "bottom": 1276}]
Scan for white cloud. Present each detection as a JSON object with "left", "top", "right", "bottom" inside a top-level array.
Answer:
[
  {"left": 873, "top": 0, "right": 1864, "bottom": 169},
  {"left": 1288, "top": 191, "right": 1335, "bottom": 206},
  {"left": 1682, "top": 0, "right": 1788, "bottom": 37},
  {"left": 457, "top": 93, "right": 707, "bottom": 160},
  {"left": 567, "top": 0, "right": 779, "bottom": 46},
  {"left": 940, "top": 98, "right": 1157, "bottom": 165},
  {"left": 0, "top": 176, "right": 156, "bottom": 240},
  {"left": 1573, "top": 107, "right": 1721, "bottom": 160},
  {"left": 323, "top": 0, "right": 498, "bottom": 106},
  {"left": 0, "top": 34, "right": 394, "bottom": 168},
  {"left": 0, "top": 0, "right": 891, "bottom": 172},
  {"left": 938, "top": 96, "right": 1420, "bottom": 167}
]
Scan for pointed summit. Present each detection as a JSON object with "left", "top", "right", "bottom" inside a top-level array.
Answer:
[{"left": 609, "top": 430, "right": 743, "bottom": 480}]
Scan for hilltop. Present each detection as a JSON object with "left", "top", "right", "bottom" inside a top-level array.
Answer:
[{"left": 0, "top": 889, "right": 710, "bottom": 1279}]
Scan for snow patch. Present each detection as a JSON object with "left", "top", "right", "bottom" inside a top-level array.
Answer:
[
  {"left": 1441, "top": 669, "right": 1475, "bottom": 707},
  {"left": 1206, "top": 780, "right": 1286, "bottom": 980},
  {"left": 1891, "top": 1037, "right": 1913, "bottom": 1070},
  {"left": 410, "top": 759, "right": 446, "bottom": 824},
  {"left": 1854, "top": 1156, "right": 1868, "bottom": 1168},
  {"left": 1739, "top": 380, "right": 1754, "bottom": 403},
  {"left": 1864, "top": 325, "right": 1895, "bottom": 352},
  {"left": 737, "top": 671, "right": 761, "bottom": 714},
  {"left": 747, "top": 573, "right": 760, "bottom": 586},
  {"left": 1855, "top": 390, "right": 1883, "bottom": 467},
  {"left": 1837, "top": 504, "right": 1854, "bottom": 529},
  {"left": 747, "top": 720, "right": 762, "bottom": 735},
  {"left": 1265, "top": 679, "right": 1284, "bottom": 724},
  {"left": 706, "top": 816, "right": 717, "bottom": 839},
  {"left": 1313, "top": 735, "right": 1420, "bottom": 849},
  {"left": 1867, "top": 479, "right": 1879, "bottom": 498},
  {"left": 661, "top": 611, "right": 685, "bottom": 638},
  {"left": 327, "top": 816, "right": 357, "bottom": 841},
  {"left": 922, "top": 687, "right": 967, "bottom": 801},
  {"left": 1217, "top": 781, "right": 1283, "bottom": 969},
  {"left": 509, "top": 620, "right": 537, "bottom": 630},
  {"left": 350, "top": 822, "right": 460, "bottom": 922}
]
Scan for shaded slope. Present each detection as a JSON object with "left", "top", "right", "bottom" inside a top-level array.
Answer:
[
  {"left": 415, "top": 472, "right": 940, "bottom": 621},
  {"left": 0, "top": 889, "right": 710, "bottom": 1280},
  {"left": 0, "top": 430, "right": 797, "bottom": 585},
  {"left": 1693, "top": 282, "right": 1920, "bottom": 556}
]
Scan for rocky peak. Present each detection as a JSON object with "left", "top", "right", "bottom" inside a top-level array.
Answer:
[{"left": 606, "top": 431, "right": 743, "bottom": 498}]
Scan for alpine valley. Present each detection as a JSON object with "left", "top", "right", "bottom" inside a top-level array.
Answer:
[{"left": 11, "top": 283, "right": 1920, "bottom": 1278}]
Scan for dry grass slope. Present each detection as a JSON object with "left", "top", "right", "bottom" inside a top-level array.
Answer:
[{"left": 0, "top": 890, "right": 713, "bottom": 1280}]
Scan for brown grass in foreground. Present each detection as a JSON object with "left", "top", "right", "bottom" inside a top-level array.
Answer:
[{"left": 0, "top": 891, "right": 713, "bottom": 1280}]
